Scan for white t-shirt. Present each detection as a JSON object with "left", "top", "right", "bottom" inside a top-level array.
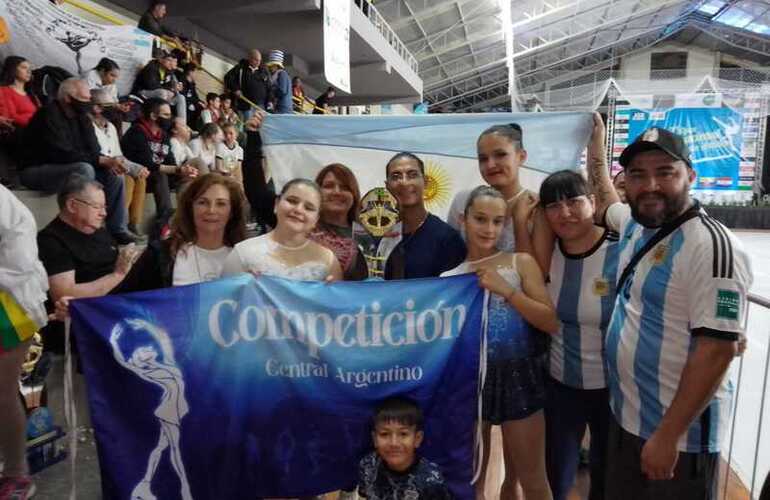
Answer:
[
  {"left": 93, "top": 120, "right": 122, "bottom": 158},
  {"left": 172, "top": 244, "right": 232, "bottom": 286},
  {"left": 83, "top": 68, "right": 118, "bottom": 102},
  {"left": 189, "top": 138, "right": 217, "bottom": 170},
  {"left": 604, "top": 201, "right": 752, "bottom": 453},
  {"left": 170, "top": 137, "right": 193, "bottom": 166},
  {"left": 215, "top": 142, "right": 243, "bottom": 174}
]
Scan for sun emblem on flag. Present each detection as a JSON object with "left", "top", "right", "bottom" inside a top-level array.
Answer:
[{"left": 423, "top": 160, "right": 452, "bottom": 211}]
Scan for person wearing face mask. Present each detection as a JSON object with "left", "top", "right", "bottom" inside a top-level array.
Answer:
[
  {"left": 90, "top": 88, "right": 150, "bottom": 238},
  {"left": 222, "top": 178, "right": 343, "bottom": 282},
  {"left": 19, "top": 77, "right": 137, "bottom": 244},
  {"left": 122, "top": 98, "right": 196, "bottom": 232}
]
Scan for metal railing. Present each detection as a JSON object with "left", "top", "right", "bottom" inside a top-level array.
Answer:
[
  {"left": 722, "top": 292, "right": 770, "bottom": 499},
  {"left": 354, "top": 0, "right": 419, "bottom": 74}
]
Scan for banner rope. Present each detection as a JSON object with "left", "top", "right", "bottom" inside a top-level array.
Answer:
[
  {"left": 471, "top": 290, "right": 489, "bottom": 485},
  {"left": 63, "top": 318, "right": 78, "bottom": 500}
]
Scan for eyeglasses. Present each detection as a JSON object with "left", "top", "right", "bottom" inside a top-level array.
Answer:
[
  {"left": 544, "top": 196, "right": 588, "bottom": 214},
  {"left": 72, "top": 198, "right": 106, "bottom": 211},
  {"left": 387, "top": 171, "right": 423, "bottom": 183}
]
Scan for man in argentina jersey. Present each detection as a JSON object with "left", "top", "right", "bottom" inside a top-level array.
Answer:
[{"left": 588, "top": 119, "right": 752, "bottom": 499}]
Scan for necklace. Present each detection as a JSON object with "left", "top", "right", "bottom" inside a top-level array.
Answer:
[
  {"left": 191, "top": 244, "right": 225, "bottom": 283},
  {"left": 270, "top": 233, "right": 310, "bottom": 250},
  {"left": 506, "top": 188, "right": 525, "bottom": 204},
  {"left": 467, "top": 251, "right": 502, "bottom": 265},
  {"left": 192, "top": 244, "right": 204, "bottom": 283}
]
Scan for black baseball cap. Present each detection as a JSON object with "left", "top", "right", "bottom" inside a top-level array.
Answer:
[{"left": 619, "top": 127, "right": 692, "bottom": 168}]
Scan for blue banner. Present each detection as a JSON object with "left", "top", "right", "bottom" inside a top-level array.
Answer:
[
  {"left": 70, "top": 274, "right": 484, "bottom": 499},
  {"left": 623, "top": 107, "right": 745, "bottom": 190}
]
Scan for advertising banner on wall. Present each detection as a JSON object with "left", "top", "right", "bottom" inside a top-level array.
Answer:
[
  {"left": 614, "top": 107, "right": 749, "bottom": 192},
  {"left": 323, "top": 0, "right": 351, "bottom": 93},
  {"left": 0, "top": 0, "right": 153, "bottom": 95}
]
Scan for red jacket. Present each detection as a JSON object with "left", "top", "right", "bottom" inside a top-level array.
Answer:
[{"left": 0, "top": 86, "right": 38, "bottom": 127}]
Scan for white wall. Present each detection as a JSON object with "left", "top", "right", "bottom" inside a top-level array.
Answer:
[{"left": 618, "top": 41, "right": 718, "bottom": 94}]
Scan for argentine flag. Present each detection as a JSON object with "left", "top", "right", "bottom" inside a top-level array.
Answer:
[{"left": 262, "top": 113, "right": 594, "bottom": 218}]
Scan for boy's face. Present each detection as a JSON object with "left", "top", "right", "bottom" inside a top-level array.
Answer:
[
  {"left": 372, "top": 421, "right": 423, "bottom": 472},
  {"left": 224, "top": 127, "right": 237, "bottom": 145}
]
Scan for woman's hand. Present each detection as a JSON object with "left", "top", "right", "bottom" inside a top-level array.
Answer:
[
  {"left": 511, "top": 191, "right": 539, "bottom": 226},
  {"left": 476, "top": 267, "right": 519, "bottom": 298}
]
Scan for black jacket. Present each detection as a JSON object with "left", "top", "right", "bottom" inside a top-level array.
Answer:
[
  {"left": 138, "top": 11, "right": 175, "bottom": 37},
  {"left": 19, "top": 101, "right": 101, "bottom": 168},
  {"left": 224, "top": 60, "right": 272, "bottom": 111},
  {"left": 131, "top": 60, "right": 177, "bottom": 95},
  {"left": 121, "top": 122, "right": 176, "bottom": 172}
]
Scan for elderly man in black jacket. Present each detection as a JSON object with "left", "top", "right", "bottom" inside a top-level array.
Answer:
[
  {"left": 18, "top": 77, "right": 137, "bottom": 244},
  {"left": 224, "top": 49, "right": 271, "bottom": 120}
]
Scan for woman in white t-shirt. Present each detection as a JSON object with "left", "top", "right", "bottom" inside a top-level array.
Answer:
[
  {"left": 124, "top": 173, "right": 247, "bottom": 289},
  {"left": 188, "top": 123, "right": 223, "bottom": 175}
]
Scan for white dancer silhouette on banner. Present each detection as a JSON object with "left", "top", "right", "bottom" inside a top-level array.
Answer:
[{"left": 110, "top": 319, "right": 193, "bottom": 500}]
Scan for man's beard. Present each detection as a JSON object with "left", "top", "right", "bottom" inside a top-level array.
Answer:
[{"left": 630, "top": 191, "right": 690, "bottom": 228}]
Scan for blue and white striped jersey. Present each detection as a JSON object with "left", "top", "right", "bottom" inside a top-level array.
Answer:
[
  {"left": 547, "top": 229, "right": 621, "bottom": 389},
  {"left": 604, "top": 202, "right": 752, "bottom": 453}
]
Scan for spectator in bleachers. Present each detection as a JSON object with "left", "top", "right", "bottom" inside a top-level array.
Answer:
[
  {"left": 122, "top": 98, "right": 195, "bottom": 231},
  {"left": 169, "top": 117, "right": 194, "bottom": 168},
  {"left": 199, "top": 92, "right": 221, "bottom": 126},
  {"left": 178, "top": 63, "right": 202, "bottom": 129},
  {"left": 189, "top": 123, "right": 222, "bottom": 175},
  {"left": 292, "top": 76, "right": 305, "bottom": 113},
  {"left": 224, "top": 49, "right": 271, "bottom": 120},
  {"left": 219, "top": 93, "right": 239, "bottom": 129},
  {"left": 131, "top": 51, "right": 187, "bottom": 122},
  {"left": 90, "top": 89, "right": 150, "bottom": 237},
  {"left": 313, "top": 87, "right": 336, "bottom": 115},
  {"left": 83, "top": 57, "right": 120, "bottom": 103},
  {"left": 83, "top": 58, "right": 131, "bottom": 134},
  {"left": 19, "top": 78, "right": 137, "bottom": 244},
  {"left": 0, "top": 56, "right": 38, "bottom": 128},
  {"left": 37, "top": 175, "right": 139, "bottom": 304},
  {"left": 138, "top": 1, "right": 179, "bottom": 42},
  {"left": 241, "top": 111, "right": 273, "bottom": 227},
  {"left": 215, "top": 123, "right": 243, "bottom": 184},
  {"left": 265, "top": 50, "right": 292, "bottom": 114}
]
